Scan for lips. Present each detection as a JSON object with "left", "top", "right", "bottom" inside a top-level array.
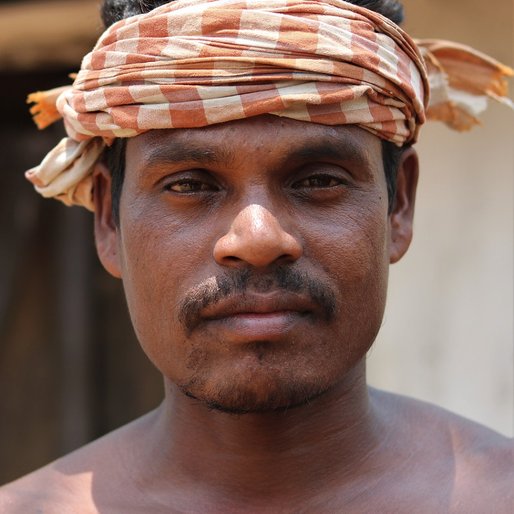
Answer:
[{"left": 198, "top": 293, "right": 317, "bottom": 341}]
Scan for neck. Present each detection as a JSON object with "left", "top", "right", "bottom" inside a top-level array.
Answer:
[{"left": 134, "top": 361, "right": 387, "bottom": 502}]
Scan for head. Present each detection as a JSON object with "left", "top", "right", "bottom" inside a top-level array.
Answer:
[{"left": 94, "top": 0, "right": 419, "bottom": 414}]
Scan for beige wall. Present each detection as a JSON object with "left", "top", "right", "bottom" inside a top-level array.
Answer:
[{"left": 368, "top": 0, "right": 514, "bottom": 436}]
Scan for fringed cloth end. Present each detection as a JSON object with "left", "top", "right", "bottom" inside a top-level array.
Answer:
[
  {"left": 27, "top": 86, "right": 71, "bottom": 129},
  {"left": 417, "top": 40, "right": 514, "bottom": 132}
]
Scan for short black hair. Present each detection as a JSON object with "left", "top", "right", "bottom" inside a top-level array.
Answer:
[
  {"left": 101, "top": 0, "right": 404, "bottom": 26},
  {"left": 101, "top": 0, "right": 406, "bottom": 224}
]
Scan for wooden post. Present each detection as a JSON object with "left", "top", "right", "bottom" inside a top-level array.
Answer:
[{"left": 56, "top": 207, "right": 93, "bottom": 453}]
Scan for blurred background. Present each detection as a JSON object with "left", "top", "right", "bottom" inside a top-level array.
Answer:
[{"left": 0, "top": 0, "right": 512, "bottom": 485}]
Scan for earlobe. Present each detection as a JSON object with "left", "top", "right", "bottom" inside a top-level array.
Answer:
[
  {"left": 389, "top": 147, "right": 419, "bottom": 264},
  {"left": 93, "top": 161, "right": 122, "bottom": 278}
]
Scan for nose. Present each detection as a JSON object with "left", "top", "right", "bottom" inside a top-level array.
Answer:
[{"left": 213, "top": 203, "right": 303, "bottom": 268}]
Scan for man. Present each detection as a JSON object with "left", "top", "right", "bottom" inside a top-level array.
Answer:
[{"left": 1, "top": 0, "right": 513, "bottom": 511}]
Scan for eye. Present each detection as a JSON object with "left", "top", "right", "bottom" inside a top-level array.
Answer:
[
  {"left": 292, "top": 174, "right": 345, "bottom": 189},
  {"left": 164, "top": 177, "right": 219, "bottom": 193}
]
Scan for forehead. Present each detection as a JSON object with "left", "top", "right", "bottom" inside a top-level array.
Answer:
[{"left": 126, "top": 115, "right": 383, "bottom": 170}]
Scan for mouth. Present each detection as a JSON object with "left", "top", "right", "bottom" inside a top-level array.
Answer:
[{"left": 198, "top": 294, "right": 315, "bottom": 342}]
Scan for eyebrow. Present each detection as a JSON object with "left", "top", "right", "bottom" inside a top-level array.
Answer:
[
  {"left": 139, "top": 132, "right": 374, "bottom": 174},
  {"left": 140, "top": 140, "right": 235, "bottom": 168},
  {"left": 281, "top": 137, "right": 373, "bottom": 172}
]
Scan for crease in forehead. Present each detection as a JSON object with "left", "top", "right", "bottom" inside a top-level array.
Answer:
[{"left": 127, "top": 118, "right": 381, "bottom": 173}]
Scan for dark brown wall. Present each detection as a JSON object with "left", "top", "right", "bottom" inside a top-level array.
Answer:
[{"left": 0, "top": 71, "right": 163, "bottom": 485}]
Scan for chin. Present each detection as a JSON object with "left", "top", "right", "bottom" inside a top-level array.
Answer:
[
  {"left": 176, "top": 359, "right": 335, "bottom": 414},
  {"left": 182, "top": 388, "right": 329, "bottom": 414}
]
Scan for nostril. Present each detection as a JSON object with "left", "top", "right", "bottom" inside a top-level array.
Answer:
[
  {"left": 277, "top": 253, "right": 297, "bottom": 264},
  {"left": 224, "top": 255, "right": 241, "bottom": 263}
]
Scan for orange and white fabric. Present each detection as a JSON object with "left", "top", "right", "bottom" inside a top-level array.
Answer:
[{"left": 25, "top": 0, "right": 513, "bottom": 211}]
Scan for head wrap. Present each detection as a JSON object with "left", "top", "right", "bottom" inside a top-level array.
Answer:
[{"left": 25, "top": 0, "right": 512, "bottom": 211}]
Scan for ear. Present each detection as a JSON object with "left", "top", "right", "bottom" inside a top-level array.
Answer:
[
  {"left": 389, "top": 147, "right": 419, "bottom": 264},
  {"left": 93, "top": 160, "right": 122, "bottom": 278}
]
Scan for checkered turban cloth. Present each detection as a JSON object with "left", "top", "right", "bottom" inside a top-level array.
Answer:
[{"left": 26, "top": 0, "right": 512, "bottom": 210}]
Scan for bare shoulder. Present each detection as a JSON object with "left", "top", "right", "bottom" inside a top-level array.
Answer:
[
  {"left": 371, "top": 388, "right": 514, "bottom": 512},
  {"left": 0, "top": 411, "right": 156, "bottom": 514},
  {"left": 0, "top": 459, "right": 95, "bottom": 514},
  {"left": 445, "top": 408, "right": 513, "bottom": 512}
]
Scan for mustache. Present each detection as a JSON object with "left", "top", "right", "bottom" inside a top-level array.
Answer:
[{"left": 178, "top": 267, "right": 337, "bottom": 333}]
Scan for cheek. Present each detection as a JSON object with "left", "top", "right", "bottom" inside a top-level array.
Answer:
[
  {"left": 307, "top": 195, "right": 389, "bottom": 279},
  {"left": 117, "top": 202, "right": 215, "bottom": 370},
  {"left": 305, "top": 199, "right": 390, "bottom": 347}
]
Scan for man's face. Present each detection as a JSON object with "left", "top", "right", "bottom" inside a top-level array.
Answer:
[{"left": 100, "top": 115, "right": 402, "bottom": 413}]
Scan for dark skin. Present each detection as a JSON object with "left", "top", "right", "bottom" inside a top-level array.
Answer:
[
  {"left": 107, "top": 117, "right": 396, "bottom": 415},
  {"left": 1, "top": 116, "right": 512, "bottom": 513}
]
